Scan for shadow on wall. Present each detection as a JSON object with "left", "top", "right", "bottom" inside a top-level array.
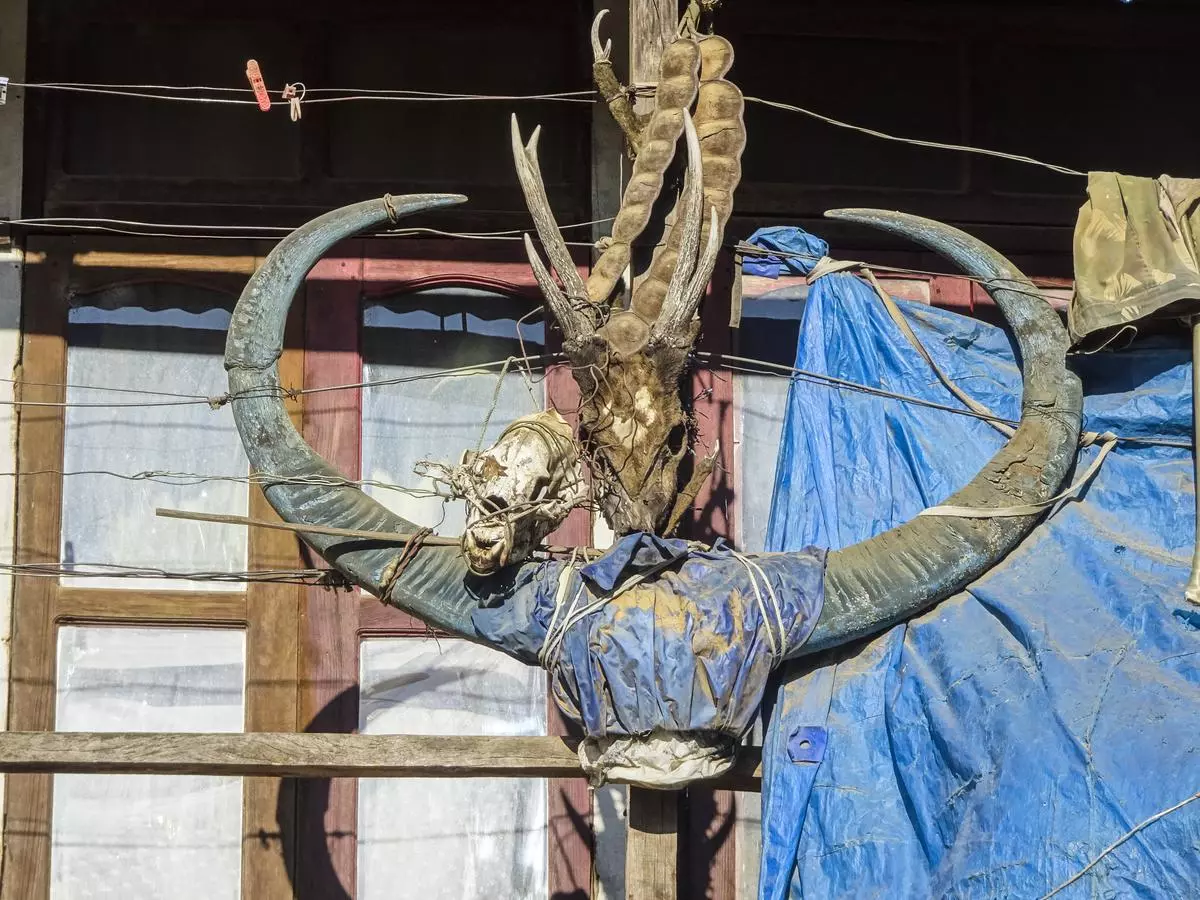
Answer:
[{"left": 272, "top": 685, "right": 598, "bottom": 900}]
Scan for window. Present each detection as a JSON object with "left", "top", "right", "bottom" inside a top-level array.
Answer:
[
  {"left": 52, "top": 626, "right": 246, "bottom": 900},
  {"left": 6, "top": 241, "right": 299, "bottom": 900}
]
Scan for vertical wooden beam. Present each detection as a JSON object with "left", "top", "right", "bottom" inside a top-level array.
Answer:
[
  {"left": 296, "top": 246, "right": 363, "bottom": 899},
  {"left": 591, "top": 1, "right": 630, "bottom": 246},
  {"left": 682, "top": 253, "right": 739, "bottom": 900},
  {"left": 242, "top": 271, "right": 304, "bottom": 900},
  {"left": 0, "top": 0, "right": 29, "bottom": 883},
  {"left": 630, "top": 0, "right": 679, "bottom": 118},
  {"left": 624, "top": 3, "right": 684, "bottom": 899},
  {"left": 545, "top": 256, "right": 597, "bottom": 896},
  {"left": 2, "top": 244, "right": 67, "bottom": 900},
  {"left": 627, "top": 787, "right": 679, "bottom": 900}
]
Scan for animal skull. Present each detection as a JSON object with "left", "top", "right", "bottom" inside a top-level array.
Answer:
[
  {"left": 420, "top": 410, "right": 586, "bottom": 575},
  {"left": 512, "top": 16, "right": 745, "bottom": 536}
]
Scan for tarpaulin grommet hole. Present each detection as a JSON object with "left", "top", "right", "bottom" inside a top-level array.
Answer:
[{"left": 787, "top": 725, "right": 828, "bottom": 764}]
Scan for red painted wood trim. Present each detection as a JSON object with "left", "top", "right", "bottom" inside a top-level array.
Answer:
[
  {"left": 687, "top": 252, "right": 737, "bottom": 547},
  {"left": 299, "top": 242, "right": 363, "bottom": 899},
  {"left": 542, "top": 267, "right": 595, "bottom": 898},
  {"left": 684, "top": 251, "right": 739, "bottom": 900},
  {"left": 351, "top": 245, "right": 596, "bottom": 898}
]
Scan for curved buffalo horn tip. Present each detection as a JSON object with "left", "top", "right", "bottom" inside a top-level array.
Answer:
[
  {"left": 795, "top": 209, "right": 1083, "bottom": 656},
  {"left": 591, "top": 9, "right": 613, "bottom": 61}
]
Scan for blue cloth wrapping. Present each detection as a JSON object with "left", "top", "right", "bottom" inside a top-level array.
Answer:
[
  {"left": 760, "top": 239, "right": 1200, "bottom": 899},
  {"left": 473, "top": 534, "right": 826, "bottom": 739},
  {"left": 742, "top": 226, "right": 830, "bottom": 278}
]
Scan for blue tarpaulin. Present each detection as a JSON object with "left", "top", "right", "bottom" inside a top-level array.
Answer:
[
  {"left": 757, "top": 226, "right": 1200, "bottom": 898},
  {"left": 473, "top": 533, "right": 826, "bottom": 750}
]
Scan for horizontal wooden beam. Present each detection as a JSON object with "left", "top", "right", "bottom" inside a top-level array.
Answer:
[{"left": 0, "top": 733, "right": 763, "bottom": 790}]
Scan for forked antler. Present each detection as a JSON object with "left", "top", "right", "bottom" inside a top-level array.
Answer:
[{"left": 510, "top": 116, "right": 595, "bottom": 344}]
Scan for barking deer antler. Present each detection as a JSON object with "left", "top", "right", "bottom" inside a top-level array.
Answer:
[{"left": 514, "top": 12, "right": 746, "bottom": 536}]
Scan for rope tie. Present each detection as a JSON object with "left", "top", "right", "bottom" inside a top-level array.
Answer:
[
  {"left": 807, "top": 257, "right": 1123, "bottom": 521},
  {"left": 920, "top": 431, "right": 1119, "bottom": 520},
  {"left": 809, "top": 255, "right": 1015, "bottom": 438},
  {"left": 731, "top": 551, "right": 789, "bottom": 665},
  {"left": 378, "top": 527, "right": 433, "bottom": 600},
  {"left": 538, "top": 549, "right": 690, "bottom": 670}
]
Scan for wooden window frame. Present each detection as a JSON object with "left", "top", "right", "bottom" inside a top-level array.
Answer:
[
  {"left": 3, "top": 236, "right": 305, "bottom": 900},
  {"left": 297, "top": 237, "right": 596, "bottom": 899},
  {"left": 3, "top": 235, "right": 752, "bottom": 900}
]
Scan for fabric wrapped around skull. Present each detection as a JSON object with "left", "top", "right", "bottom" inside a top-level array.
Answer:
[{"left": 472, "top": 533, "right": 826, "bottom": 786}]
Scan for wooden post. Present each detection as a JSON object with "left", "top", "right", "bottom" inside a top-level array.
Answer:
[
  {"left": 0, "top": 0, "right": 28, "bottom": 882},
  {"left": 627, "top": 788, "right": 680, "bottom": 900},
  {"left": 592, "top": 1, "right": 630, "bottom": 247},
  {"left": 625, "top": 2, "right": 684, "bottom": 899}
]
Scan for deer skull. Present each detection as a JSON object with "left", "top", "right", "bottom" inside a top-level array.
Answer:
[{"left": 512, "top": 19, "right": 746, "bottom": 536}]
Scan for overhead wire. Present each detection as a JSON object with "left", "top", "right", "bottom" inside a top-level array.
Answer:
[
  {"left": 3, "top": 80, "right": 1088, "bottom": 177},
  {"left": 8, "top": 82, "right": 598, "bottom": 105},
  {"left": 742, "top": 95, "right": 1085, "bottom": 177}
]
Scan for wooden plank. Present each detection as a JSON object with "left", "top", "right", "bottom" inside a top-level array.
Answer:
[
  {"left": 299, "top": 250, "right": 362, "bottom": 898},
  {"left": 630, "top": 0, "right": 678, "bottom": 114},
  {"left": 592, "top": 0, "right": 630, "bottom": 245},
  {"left": 54, "top": 588, "right": 247, "bottom": 625},
  {"left": 69, "top": 251, "right": 259, "bottom": 274},
  {"left": 2, "top": 244, "right": 69, "bottom": 900},
  {"left": 624, "top": 7, "right": 686, "bottom": 897},
  {"left": 628, "top": 788, "right": 680, "bottom": 900},
  {"left": 242, "top": 309, "right": 305, "bottom": 900},
  {"left": 0, "top": 732, "right": 763, "bottom": 784}
]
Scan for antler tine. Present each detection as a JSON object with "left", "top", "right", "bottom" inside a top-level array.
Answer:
[
  {"left": 510, "top": 115, "right": 590, "bottom": 304},
  {"left": 523, "top": 234, "right": 590, "bottom": 344},
  {"left": 657, "top": 206, "right": 719, "bottom": 338},
  {"left": 650, "top": 110, "right": 707, "bottom": 341},
  {"left": 591, "top": 9, "right": 612, "bottom": 62}
]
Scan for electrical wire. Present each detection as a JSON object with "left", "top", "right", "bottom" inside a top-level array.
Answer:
[
  {"left": 702, "top": 352, "right": 1193, "bottom": 451},
  {"left": 743, "top": 95, "right": 1085, "bottom": 177},
  {"left": 3, "top": 80, "right": 1088, "bottom": 176},
  {"left": 4, "top": 468, "right": 450, "bottom": 499},
  {"left": 1, "top": 561, "right": 341, "bottom": 585},
  {"left": 4, "top": 216, "right": 611, "bottom": 246},
  {"left": 9, "top": 82, "right": 598, "bottom": 105}
]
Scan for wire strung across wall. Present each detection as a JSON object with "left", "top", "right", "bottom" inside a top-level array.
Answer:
[
  {"left": 2, "top": 217, "right": 610, "bottom": 246},
  {"left": 2, "top": 80, "right": 1086, "bottom": 176},
  {"left": 0, "top": 340, "right": 1184, "bottom": 585},
  {"left": 0, "top": 560, "right": 346, "bottom": 586},
  {"left": 1, "top": 347, "right": 1189, "bottom": 442}
]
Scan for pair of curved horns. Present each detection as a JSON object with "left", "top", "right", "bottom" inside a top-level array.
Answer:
[{"left": 224, "top": 195, "right": 1082, "bottom": 661}]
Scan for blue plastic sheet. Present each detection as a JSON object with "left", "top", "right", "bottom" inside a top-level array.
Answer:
[
  {"left": 759, "top": 231, "right": 1200, "bottom": 899},
  {"left": 473, "top": 533, "right": 826, "bottom": 741}
]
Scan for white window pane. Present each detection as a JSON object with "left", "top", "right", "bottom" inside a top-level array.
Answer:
[
  {"left": 361, "top": 292, "right": 544, "bottom": 536},
  {"left": 52, "top": 626, "right": 246, "bottom": 900},
  {"left": 735, "top": 373, "right": 791, "bottom": 552},
  {"left": 358, "top": 639, "right": 548, "bottom": 900},
  {"left": 61, "top": 303, "right": 248, "bottom": 591},
  {"left": 735, "top": 301, "right": 804, "bottom": 552}
]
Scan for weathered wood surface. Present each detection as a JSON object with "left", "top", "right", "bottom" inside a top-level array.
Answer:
[
  {"left": 0, "top": 733, "right": 763, "bottom": 786},
  {"left": 628, "top": 787, "right": 681, "bottom": 900}
]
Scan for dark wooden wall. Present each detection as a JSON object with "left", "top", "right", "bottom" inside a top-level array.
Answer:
[
  {"left": 720, "top": 0, "right": 1200, "bottom": 276},
  {"left": 23, "top": 0, "right": 1200, "bottom": 271},
  {"left": 23, "top": 0, "right": 595, "bottom": 231}
]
